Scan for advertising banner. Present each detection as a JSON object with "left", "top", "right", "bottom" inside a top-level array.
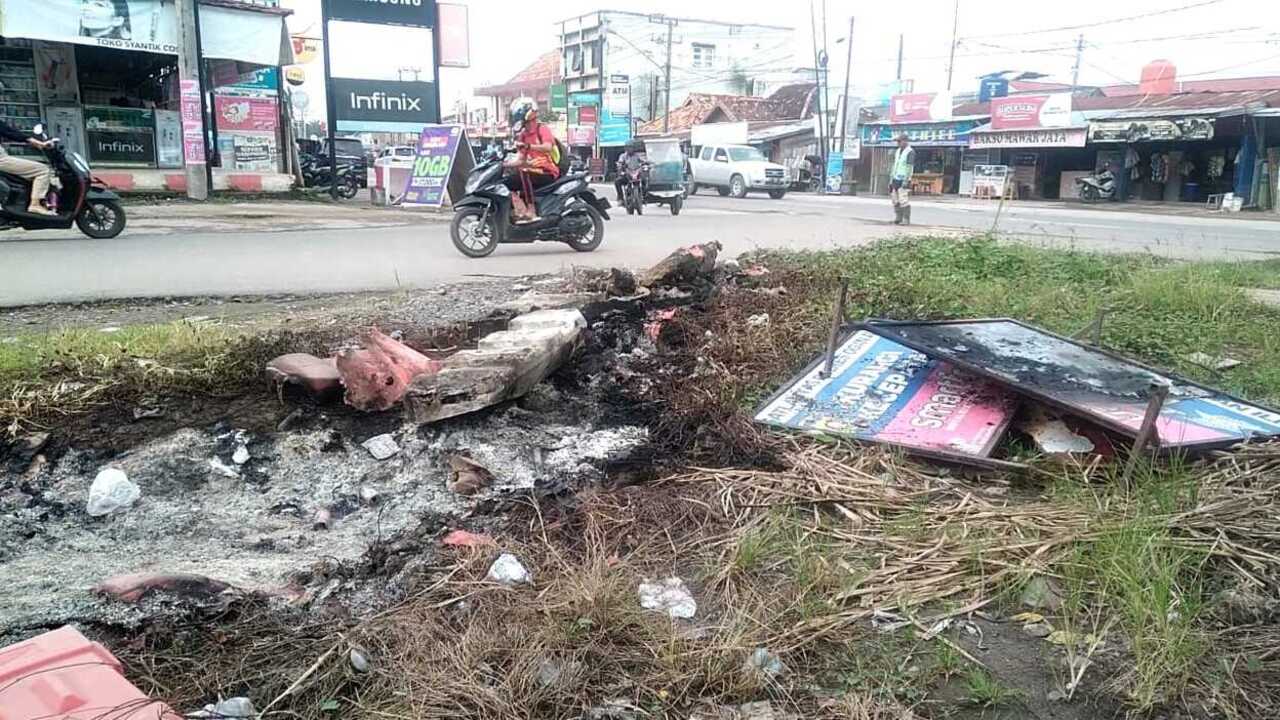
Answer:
[
  {"left": 219, "top": 133, "right": 276, "bottom": 171},
  {"left": 754, "top": 330, "right": 1016, "bottom": 461},
  {"left": 598, "top": 108, "right": 631, "bottom": 147},
  {"left": 990, "top": 93, "right": 1072, "bottom": 130},
  {"left": 155, "top": 108, "right": 182, "bottom": 167},
  {"left": 970, "top": 127, "right": 1088, "bottom": 149},
  {"left": 861, "top": 120, "right": 980, "bottom": 147},
  {"left": 889, "top": 92, "right": 952, "bottom": 123},
  {"left": 87, "top": 129, "right": 156, "bottom": 166},
  {"left": 402, "top": 124, "right": 464, "bottom": 206},
  {"left": 46, "top": 105, "right": 87, "bottom": 159},
  {"left": 328, "top": 0, "right": 437, "bottom": 28},
  {"left": 971, "top": 165, "right": 1009, "bottom": 196},
  {"left": 567, "top": 125, "right": 596, "bottom": 146},
  {"left": 550, "top": 84, "right": 568, "bottom": 112},
  {"left": 1089, "top": 117, "right": 1215, "bottom": 143},
  {"left": 437, "top": 3, "right": 470, "bottom": 68},
  {"left": 291, "top": 36, "right": 321, "bottom": 64},
  {"left": 577, "top": 105, "right": 598, "bottom": 126},
  {"left": 214, "top": 95, "right": 279, "bottom": 133},
  {"left": 332, "top": 77, "right": 438, "bottom": 132},
  {"left": 841, "top": 96, "right": 861, "bottom": 160},
  {"left": 1, "top": 0, "right": 179, "bottom": 54},
  {"left": 33, "top": 42, "right": 80, "bottom": 106},
  {"left": 180, "top": 78, "right": 206, "bottom": 166},
  {"left": 217, "top": 67, "right": 279, "bottom": 95},
  {"left": 606, "top": 74, "right": 630, "bottom": 118},
  {"left": 825, "top": 153, "right": 844, "bottom": 194}
]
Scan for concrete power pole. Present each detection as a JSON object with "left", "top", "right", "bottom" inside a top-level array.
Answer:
[
  {"left": 662, "top": 19, "right": 674, "bottom": 134},
  {"left": 1071, "top": 34, "right": 1085, "bottom": 91},
  {"left": 946, "top": 0, "right": 960, "bottom": 90},
  {"left": 896, "top": 34, "right": 904, "bottom": 81},
  {"left": 839, "top": 17, "right": 854, "bottom": 154},
  {"left": 175, "top": 0, "right": 208, "bottom": 200}
]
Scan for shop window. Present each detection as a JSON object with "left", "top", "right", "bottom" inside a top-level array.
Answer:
[{"left": 692, "top": 43, "right": 716, "bottom": 70}]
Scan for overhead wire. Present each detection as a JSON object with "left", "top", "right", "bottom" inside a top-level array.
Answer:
[{"left": 961, "top": 0, "right": 1230, "bottom": 39}]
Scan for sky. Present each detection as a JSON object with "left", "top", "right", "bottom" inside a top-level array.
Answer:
[{"left": 282, "top": 0, "right": 1280, "bottom": 122}]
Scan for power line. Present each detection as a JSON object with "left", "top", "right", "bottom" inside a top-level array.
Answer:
[{"left": 962, "top": 0, "right": 1229, "bottom": 39}]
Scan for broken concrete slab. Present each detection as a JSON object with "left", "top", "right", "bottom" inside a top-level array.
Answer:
[
  {"left": 338, "top": 329, "right": 443, "bottom": 412},
  {"left": 266, "top": 353, "right": 342, "bottom": 401},
  {"left": 1185, "top": 351, "right": 1242, "bottom": 371},
  {"left": 499, "top": 291, "right": 606, "bottom": 315},
  {"left": 640, "top": 241, "right": 722, "bottom": 287},
  {"left": 405, "top": 310, "right": 586, "bottom": 425}
]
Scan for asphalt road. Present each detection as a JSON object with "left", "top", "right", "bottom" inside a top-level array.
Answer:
[{"left": 3, "top": 193, "right": 1279, "bottom": 306}]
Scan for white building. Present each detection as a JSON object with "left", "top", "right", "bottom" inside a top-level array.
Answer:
[{"left": 558, "top": 11, "right": 801, "bottom": 126}]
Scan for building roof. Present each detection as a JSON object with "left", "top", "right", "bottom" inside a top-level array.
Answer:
[
  {"left": 638, "top": 84, "right": 819, "bottom": 136},
  {"left": 767, "top": 83, "right": 819, "bottom": 118},
  {"left": 1008, "top": 80, "right": 1078, "bottom": 93},
  {"left": 1100, "top": 75, "right": 1280, "bottom": 97},
  {"left": 476, "top": 50, "right": 561, "bottom": 98}
]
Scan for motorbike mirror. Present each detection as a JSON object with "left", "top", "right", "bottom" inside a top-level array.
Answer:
[{"left": 32, "top": 123, "right": 44, "bottom": 136}]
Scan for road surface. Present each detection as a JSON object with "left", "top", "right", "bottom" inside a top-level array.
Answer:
[{"left": 2, "top": 193, "right": 1278, "bottom": 306}]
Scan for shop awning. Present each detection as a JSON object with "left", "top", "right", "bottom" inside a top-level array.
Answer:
[
  {"left": 967, "top": 123, "right": 1089, "bottom": 149},
  {"left": 0, "top": 0, "right": 292, "bottom": 66}
]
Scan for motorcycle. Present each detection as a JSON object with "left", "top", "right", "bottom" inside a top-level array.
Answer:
[
  {"left": 0, "top": 123, "right": 126, "bottom": 239},
  {"left": 1075, "top": 173, "right": 1116, "bottom": 203},
  {"left": 449, "top": 150, "right": 612, "bottom": 258},
  {"left": 620, "top": 161, "right": 648, "bottom": 216},
  {"left": 300, "top": 154, "right": 360, "bottom": 199}
]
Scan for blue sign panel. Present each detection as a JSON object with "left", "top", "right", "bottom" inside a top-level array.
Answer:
[
  {"left": 599, "top": 108, "right": 631, "bottom": 147},
  {"left": 860, "top": 119, "right": 982, "bottom": 147}
]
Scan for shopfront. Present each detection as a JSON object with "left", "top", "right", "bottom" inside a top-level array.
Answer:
[
  {"left": 1087, "top": 113, "right": 1241, "bottom": 203},
  {"left": 967, "top": 125, "right": 1093, "bottom": 199},
  {"left": 860, "top": 118, "right": 984, "bottom": 195},
  {"left": 0, "top": 0, "right": 293, "bottom": 190}
]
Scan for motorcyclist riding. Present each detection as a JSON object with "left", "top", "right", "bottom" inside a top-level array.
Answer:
[
  {"left": 505, "top": 97, "right": 559, "bottom": 223},
  {"left": 615, "top": 140, "right": 647, "bottom": 203},
  {"left": 0, "top": 116, "right": 56, "bottom": 216}
]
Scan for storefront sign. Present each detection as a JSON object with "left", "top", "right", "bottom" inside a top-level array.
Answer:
[
  {"left": 577, "top": 105, "right": 598, "bottom": 126},
  {"left": 215, "top": 96, "right": 278, "bottom": 133},
  {"left": 286, "top": 67, "right": 307, "bottom": 86},
  {"left": 291, "top": 36, "right": 321, "bottom": 64},
  {"left": 87, "top": 129, "right": 156, "bottom": 166},
  {"left": 155, "top": 109, "right": 182, "bottom": 168},
  {"left": 569, "top": 92, "right": 600, "bottom": 107},
  {"left": 889, "top": 92, "right": 953, "bottom": 123},
  {"left": 970, "top": 127, "right": 1088, "bottom": 149},
  {"left": 85, "top": 106, "right": 153, "bottom": 131},
  {"left": 327, "top": 0, "right": 437, "bottom": 28},
  {"left": 1090, "top": 117, "right": 1215, "bottom": 143},
  {"left": 403, "top": 124, "right": 464, "bottom": 206},
  {"left": 598, "top": 108, "right": 631, "bottom": 147},
  {"left": 753, "top": 330, "right": 1016, "bottom": 462},
  {"left": 825, "top": 152, "right": 844, "bottom": 194},
  {"left": 861, "top": 120, "right": 981, "bottom": 147},
  {"left": 971, "top": 165, "right": 1009, "bottom": 196},
  {"left": 437, "top": 3, "right": 470, "bottom": 68},
  {"left": 607, "top": 74, "right": 630, "bottom": 118},
  {"left": 550, "top": 84, "right": 568, "bottom": 112},
  {"left": 567, "top": 125, "right": 596, "bottom": 146},
  {"left": 1, "top": 0, "right": 179, "bottom": 54},
  {"left": 33, "top": 42, "right": 79, "bottom": 105},
  {"left": 219, "top": 133, "right": 276, "bottom": 171},
  {"left": 990, "top": 93, "right": 1071, "bottom": 130},
  {"left": 332, "top": 77, "right": 437, "bottom": 132},
  {"left": 180, "top": 78, "right": 206, "bottom": 166},
  {"left": 219, "top": 67, "right": 279, "bottom": 95}
]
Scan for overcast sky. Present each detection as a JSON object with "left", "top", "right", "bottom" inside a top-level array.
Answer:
[{"left": 283, "top": 0, "right": 1280, "bottom": 122}]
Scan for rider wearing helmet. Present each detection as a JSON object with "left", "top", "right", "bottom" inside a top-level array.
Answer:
[
  {"left": 506, "top": 98, "right": 559, "bottom": 222},
  {"left": 615, "top": 139, "right": 646, "bottom": 204}
]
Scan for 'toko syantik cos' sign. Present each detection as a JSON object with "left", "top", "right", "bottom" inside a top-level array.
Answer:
[{"left": 991, "top": 93, "right": 1072, "bottom": 130}]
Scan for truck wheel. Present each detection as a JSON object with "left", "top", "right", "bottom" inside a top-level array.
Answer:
[
  {"left": 717, "top": 186, "right": 730, "bottom": 197},
  {"left": 730, "top": 175, "right": 748, "bottom": 199},
  {"left": 768, "top": 190, "right": 787, "bottom": 200}
]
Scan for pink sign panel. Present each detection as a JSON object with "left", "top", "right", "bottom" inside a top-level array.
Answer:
[
  {"left": 991, "top": 94, "right": 1072, "bottom": 130},
  {"left": 889, "top": 93, "right": 937, "bottom": 123},
  {"left": 179, "top": 78, "right": 206, "bottom": 165},
  {"left": 754, "top": 331, "right": 1017, "bottom": 462},
  {"left": 438, "top": 3, "right": 470, "bottom": 68},
  {"left": 214, "top": 95, "right": 278, "bottom": 133},
  {"left": 567, "top": 125, "right": 596, "bottom": 146}
]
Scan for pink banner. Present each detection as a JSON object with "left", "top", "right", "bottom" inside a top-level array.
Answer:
[
  {"left": 214, "top": 96, "right": 278, "bottom": 133},
  {"left": 567, "top": 125, "right": 596, "bottom": 146},
  {"left": 179, "top": 79, "right": 205, "bottom": 165},
  {"left": 991, "top": 94, "right": 1072, "bottom": 130},
  {"left": 890, "top": 93, "right": 937, "bottom": 123}
]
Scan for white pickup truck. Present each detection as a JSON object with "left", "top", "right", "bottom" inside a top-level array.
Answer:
[{"left": 688, "top": 144, "right": 789, "bottom": 199}]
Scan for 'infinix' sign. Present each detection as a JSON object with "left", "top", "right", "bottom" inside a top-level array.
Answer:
[
  {"left": 327, "top": 0, "right": 437, "bottom": 27},
  {"left": 332, "top": 78, "right": 438, "bottom": 127}
]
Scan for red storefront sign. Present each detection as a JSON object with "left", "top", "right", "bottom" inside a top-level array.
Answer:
[
  {"left": 567, "top": 125, "right": 597, "bottom": 146},
  {"left": 889, "top": 92, "right": 953, "bottom": 123},
  {"left": 991, "top": 94, "right": 1072, "bottom": 130},
  {"left": 578, "top": 105, "right": 598, "bottom": 126},
  {"left": 214, "top": 95, "right": 279, "bottom": 133}
]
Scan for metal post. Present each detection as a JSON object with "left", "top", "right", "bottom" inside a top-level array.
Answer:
[
  {"left": 1122, "top": 380, "right": 1170, "bottom": 488},
  {"left": 321, "top": 0, "right": 338, "bottom": 199},
  {"left": 838, "top": 17, "right": 854, "bottom": 154},
  {"left": 662, "top": 19, "right": 673, "bottom": 134},
  {"left": 896, "top": 34, "right": 904, "bottom": 81},
  {"left": 1071, "top": 34, "right": 1085, "bottom": 92},
  {"left": 946, "top": 0, "right": 960, "bottom": 90},
  {"left": 175, "top": 0, "right": 209, "bottom": 200},
  {"left": 821, "top": 279, "right": 850, "bottom": 378}
]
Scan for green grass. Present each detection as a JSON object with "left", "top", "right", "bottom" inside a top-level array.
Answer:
[
  {"left": 763, "top": 235, "right": 1280, "bottom": 403},
  {"left": 965, "top": 667, "right": 1019, "bottom": 707}
]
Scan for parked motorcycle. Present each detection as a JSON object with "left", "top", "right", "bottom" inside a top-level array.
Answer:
[
  {"left": 299, "top": 154, "right": 360, "bottom": 199},
  {"left": 1075, "top": 172, "right": 1117, "bottom": 203},
  {"left": 449, "top": 150, "right": 611, "bottom": 258},
  {"left": 0, "top": 123, "right": 126, "bottom": 239}
]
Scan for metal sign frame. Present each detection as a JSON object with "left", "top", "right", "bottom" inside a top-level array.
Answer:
[{"left": 863, "top": 318, "right": 1280, "bottom": 452}]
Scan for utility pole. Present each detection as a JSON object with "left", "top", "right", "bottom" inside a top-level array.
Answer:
[
  {"left": 321, "top": 0, "right": 338, "bottom": 199},
  {"left": 662, "top": 18, "right": 674, "bottom": 134},
  {"left": 175, "top": 0, "right": 208, "bottom": 200},
  {"left": 809, "top": 0, "right": 827, "bottom": 161},
  {"left": 946, "top": 0, "right": 960, "bottom": 90},
  {"left": 839, "top": 16, "right": 854, "bottom": 154},
  {"left": 1071, "top": 34, "right": 1085, "bottom": 91},
  {"left": 896, "top": 34, "right": 904, "bottom": 81}
]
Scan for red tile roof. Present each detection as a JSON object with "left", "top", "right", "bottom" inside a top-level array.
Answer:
[
  {"left": 638, "top": 84, "right": 819, "bottom": 136},
  {"left": 1100, "top": 75, "right": 1280, "bottom": 97},
  {"left": 1009, "top": 80, "right": 1078, "bottom": 93},
  {"left": 476, "top": 50, "right": 562, "bottom": 98}
]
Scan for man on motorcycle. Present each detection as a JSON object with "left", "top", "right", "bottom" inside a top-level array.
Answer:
[
  {"left": 0, "top": 117, "right": 56, "bottom": 216},
  {"left": 615, "top": 141, "right": 646, "bottom": 203},
  {"left": 506, "top": 98, "right": 559, "bottom": 223}
]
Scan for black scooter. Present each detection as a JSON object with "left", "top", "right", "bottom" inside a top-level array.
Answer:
[
  {"left": 0, "top": 123, "right": 126, "bottom": 239},
  {"left": 450, "top": 150, "right": 611, "bottom": 258},
  {"left": 300, "top": 154, "right": 360, "bottom": 200}
]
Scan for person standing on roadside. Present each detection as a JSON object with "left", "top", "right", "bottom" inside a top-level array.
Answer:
[{"left": 889, "top": 133, "right": 915, "bottom": 225}]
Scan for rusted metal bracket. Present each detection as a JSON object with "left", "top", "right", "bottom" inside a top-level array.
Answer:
[
  {"left": 1122, "top": 380, "right": 1171, "bottom": 488},
  {"left": 821, "top": 279, "right": 850, "bottom": 379},
  {"left": 1073, "top": 308, "right": 1109, "bottom": 346}
]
